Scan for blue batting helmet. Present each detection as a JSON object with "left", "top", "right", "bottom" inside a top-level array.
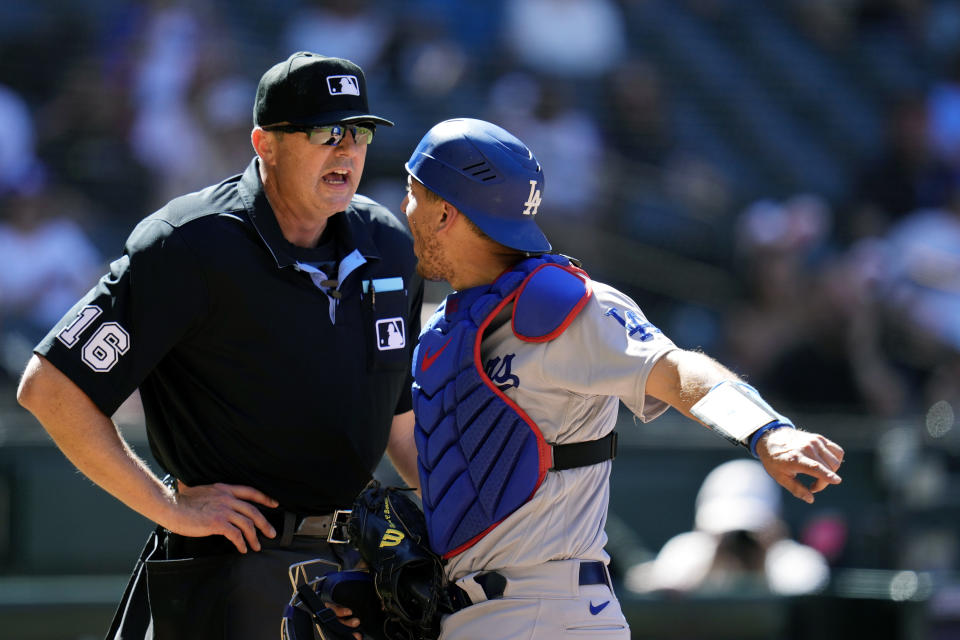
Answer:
[{"left": 405, "top": 118, "right": 551, "bottom": 253}]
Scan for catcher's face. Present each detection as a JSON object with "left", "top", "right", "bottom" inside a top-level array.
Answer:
[{"left": 403, "top": 174, "right": 455, "bottom": 283}]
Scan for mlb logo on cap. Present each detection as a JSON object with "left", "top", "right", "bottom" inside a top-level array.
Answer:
[
  {"left": 254, "top": 52, "right": 393, "bottom": 128},
  {"left": 328, "top": 75, "right": 360, "bottom": 96},
  {"left": 376, "top": 318, "right": 405, "bottom": 351}
]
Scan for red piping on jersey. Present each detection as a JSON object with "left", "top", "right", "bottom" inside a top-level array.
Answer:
[
  {"left": 441, "top": 285, "right": 554, "bottom": 559},
  {"left": 511, "top": 264, "right": 593, "bottom": 343}
]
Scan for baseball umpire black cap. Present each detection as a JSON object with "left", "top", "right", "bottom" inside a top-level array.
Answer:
[{"left": 254, "top": 51, "right": 394, "bottom": 128}]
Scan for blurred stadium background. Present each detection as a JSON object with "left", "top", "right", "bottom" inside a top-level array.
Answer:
[{"left": 1, "top": 0, "right": 960, "bottom": 638}]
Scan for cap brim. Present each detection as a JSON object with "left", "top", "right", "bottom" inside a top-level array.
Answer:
[{"left": 294, "top": 111, "right": 394, "bottom": 127}]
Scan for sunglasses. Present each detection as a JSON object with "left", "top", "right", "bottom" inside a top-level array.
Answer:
[{"left": 262, "top": 123, "right": 375, "bottom": 146}]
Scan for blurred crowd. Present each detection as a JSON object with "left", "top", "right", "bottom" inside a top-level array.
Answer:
[{"left": 1, "top": 0, "right": 960, "bottom": 587}]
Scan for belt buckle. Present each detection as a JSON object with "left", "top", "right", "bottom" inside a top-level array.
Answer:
[{"left": 327, "top": 509, "right": 352, "bottom": 544}]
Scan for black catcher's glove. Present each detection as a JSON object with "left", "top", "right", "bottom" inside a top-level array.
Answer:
[{"left": 347, "top": 481, "right": 454, "bottom": 640}]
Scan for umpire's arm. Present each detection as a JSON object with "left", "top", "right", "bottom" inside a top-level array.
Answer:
[
  {"left": 386, "top": 410, "right": 420, "bottom": 492},
  {"left": 645, "top": 349, "right": 844, "bottom": 503},
  {"left": 17, "top": 354, "right": 280, "bottom": 552}
]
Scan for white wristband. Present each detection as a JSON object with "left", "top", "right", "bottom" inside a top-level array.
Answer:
[{"left": 689, "top": 380, "right": 793, "bottom": 446}]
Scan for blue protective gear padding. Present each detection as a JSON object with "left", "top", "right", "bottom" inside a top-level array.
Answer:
[
  {"left": 512, "top": 262, "right": 591, "bottom": 341},
  {"left": 412, "top": 255, "right": 591, "bottom": 557}
]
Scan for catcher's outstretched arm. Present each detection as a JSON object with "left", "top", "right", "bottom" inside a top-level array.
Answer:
[{"left": 646, "top": 349, "right": 843, "bottom": 503}]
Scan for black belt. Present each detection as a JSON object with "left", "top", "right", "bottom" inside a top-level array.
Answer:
[
  {"left": 160, "top": 476, "right": 353, "bottom": 548},
  {"left": 267, "top": 509, "right": 353, "bottom": 547},
  {"left": 450, "top": 561, "right": 611, "bottom": 610}
]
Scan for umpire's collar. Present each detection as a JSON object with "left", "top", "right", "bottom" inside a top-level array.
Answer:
[{"left": 237, "top": 158, "right": 381, "bottom": 268}]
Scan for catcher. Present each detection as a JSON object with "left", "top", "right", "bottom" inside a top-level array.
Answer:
[{"left": 287, "top": 119, "right": 844, "bottom": 639}]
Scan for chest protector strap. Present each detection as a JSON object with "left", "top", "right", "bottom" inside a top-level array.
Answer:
[{"left": 412, "top": 255, "right": 617, "bottom": 558}]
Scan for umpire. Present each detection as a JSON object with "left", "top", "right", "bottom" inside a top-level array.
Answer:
[{"left": 16, "top": 51, "right": 423, "bottom": 639}]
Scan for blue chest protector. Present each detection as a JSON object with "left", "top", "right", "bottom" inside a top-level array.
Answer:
[{"left": 412, "top": 254, "right": 613, "bottom": 558}]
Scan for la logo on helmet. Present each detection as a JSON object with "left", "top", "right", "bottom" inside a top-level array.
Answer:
[{"left": 522, "top": 180, "right": 542, "bottom": 216}]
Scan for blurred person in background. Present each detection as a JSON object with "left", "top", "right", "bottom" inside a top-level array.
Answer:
[
  {"left": 603, "top": 58, "right": 673, "bottom": 172},
  {"left": 626, "top": 459, "right": 831, "bottom": 596},
  {"left": 0, "top": 82, "right": 104, "bottom": 381},
  {"left": 126, "top": 1, "right": 255, "bottom": 207},
  {"left": 501, "top": 0, "right": 628, "bottom": 79},
  {"left": 725, "top": 194, "right": 907, "bottom": 416},
  {"left": 0, "top": 83, "right": 40, "bottom": 196},
  {"left": 927, "top": 50, "right": 960, "bottom": 176},
  {"left": 845, "top": 95, "right": 954, "bottom": 244},
  {"left": 386, "top": 17, "right": 469, "bottom": 101},
  {"left": 400, "top": 0, "right": 505, "bottom": 60},
  {"left": 33, "top": 52, "right": 151, "bottom": 229},
  {"left": 878, "top": 188, "right": 960, "bottom": 411},
  {"left": 724, "top": 196, "right": 827, "bottom": 386},
  {"left": 283, "top": 0, "right": 392, "bottom": 72},
  {"left": 0, "top": 185, "right": 103, "bottom": 381}
]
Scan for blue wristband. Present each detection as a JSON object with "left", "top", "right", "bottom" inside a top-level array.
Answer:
[{"left": 749, "top": 421, "right": 794, "bottom": 458}]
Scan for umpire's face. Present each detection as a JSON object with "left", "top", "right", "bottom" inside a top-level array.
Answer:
[{"left": 254, "top": 123, "right": 367, "bottom": 221}]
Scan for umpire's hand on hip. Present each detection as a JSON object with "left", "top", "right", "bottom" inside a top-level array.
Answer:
[
  {"left": 163, "top": 481, "right": 279, "bottom": 553},
  {"left": 755, "top": 428, "right": 844, "bottom": 504}
]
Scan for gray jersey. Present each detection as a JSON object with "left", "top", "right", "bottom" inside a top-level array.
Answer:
[{"left": 444, "top": 280, "right": 677, "bottom": 580}]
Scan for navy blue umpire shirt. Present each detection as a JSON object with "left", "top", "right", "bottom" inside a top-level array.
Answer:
[{"left": 34, "top": 158, "right": 424, "bottom": 514}]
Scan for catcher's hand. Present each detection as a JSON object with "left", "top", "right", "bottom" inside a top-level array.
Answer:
[
  {"left": 346, "top": 481, "right": 453, "bottom": 640},
  {"left": 755, "top": 427, "right": 843, "bottom": 504}
]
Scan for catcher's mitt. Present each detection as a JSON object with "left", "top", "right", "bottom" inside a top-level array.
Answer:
[{"left": 346, "top": 481, "right": 454, "bottom": 640}]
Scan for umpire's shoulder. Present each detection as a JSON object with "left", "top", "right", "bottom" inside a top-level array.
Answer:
[{"left": 125, "top": 176, "right": 247, "bottom": 252}]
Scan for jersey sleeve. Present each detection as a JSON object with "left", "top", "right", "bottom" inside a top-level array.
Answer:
[
  {"left": 539, "top": 282, "right": 677, "bottom": 422},
  {"left": 34, "top": 218, "right": 209, "bottom": 417}
]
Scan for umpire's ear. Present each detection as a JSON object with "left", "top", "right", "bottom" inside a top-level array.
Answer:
[{"left": 252, "top": 127, "right": 277, "bottom": 166}]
